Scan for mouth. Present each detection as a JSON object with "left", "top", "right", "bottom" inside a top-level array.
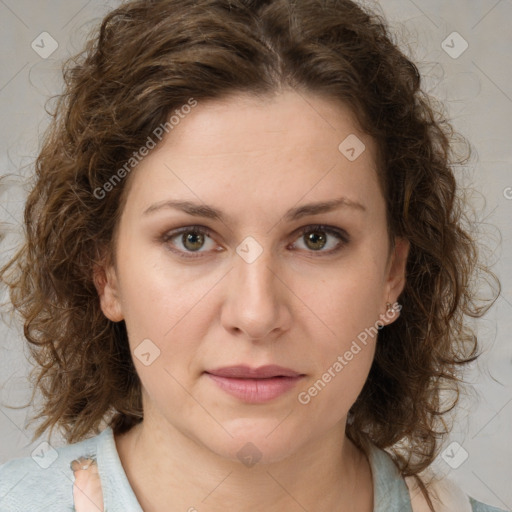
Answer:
[{"left": 204, "top": 365, "right": 306, "bottom": 403}]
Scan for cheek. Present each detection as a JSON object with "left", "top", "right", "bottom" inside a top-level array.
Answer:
[
  {"left": 296, "top": 318, "right": 377, "bottom": 419},
  {"left": 292, "top": 253, "right": 383, "bottom": 407},
  {"left": 296, "top": 344, "right": 376, "bottom": 428},
  {"left": 116, "top": 249, "right": 215, "bottom": 389},
  {"left": 116, "top": 246, "right": 206, "bottom": 342},
  {"left": 300, "top": 258, "right": 384, "bottom": 345}
]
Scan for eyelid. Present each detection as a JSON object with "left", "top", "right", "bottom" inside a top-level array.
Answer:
[{"left": 161, "top": 224, "right": 349, "bottom": 259}]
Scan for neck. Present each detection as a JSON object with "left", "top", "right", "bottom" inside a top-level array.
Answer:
[{"left": 115, "top": 418, "right": 373, "bottom": 512}]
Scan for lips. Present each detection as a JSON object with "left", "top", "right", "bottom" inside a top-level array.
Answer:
[
  {"left": 204, "top": 365, "right": 305, "bottom": 403},
  {"left": 206, "top": 365, "right": 303, "bottom": 379}
]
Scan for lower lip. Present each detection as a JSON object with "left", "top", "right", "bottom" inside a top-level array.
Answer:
[{"left": 205, "top": 373, "right": 304, "bottom": 403}]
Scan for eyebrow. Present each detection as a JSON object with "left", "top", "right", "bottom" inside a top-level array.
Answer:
[{"left": 142, "top": 196, "right": 366, "bottom": 222}]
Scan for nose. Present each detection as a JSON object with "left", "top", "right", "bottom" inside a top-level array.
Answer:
[{"left": 220, "top": 243, "right": 292, "bottom": 341}]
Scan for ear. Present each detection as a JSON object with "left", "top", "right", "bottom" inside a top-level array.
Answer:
[
  {"left": 93, "top": 261, "right": 124, "bottom": 322},
  {"left": 380, "top": 236, "right": 410, "bottom": 325}
]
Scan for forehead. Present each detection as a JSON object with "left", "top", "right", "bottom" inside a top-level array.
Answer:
[
  {"left": 161, "top": 89, "right": 371, "bottom": 158},
  {"left": 122, "top": 89, "right": 383, "bottom": 223}
]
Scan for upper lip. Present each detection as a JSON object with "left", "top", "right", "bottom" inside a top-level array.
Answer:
[{"left": 206, "top": 365, "right": 304, "bottom": 379}]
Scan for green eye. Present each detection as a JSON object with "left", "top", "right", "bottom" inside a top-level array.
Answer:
[
  {"left": 161, "top": 224, "right": 349, "bottom": 259},
  {"left": 293, "top": 224, "right": 349, "bottom": 255}
]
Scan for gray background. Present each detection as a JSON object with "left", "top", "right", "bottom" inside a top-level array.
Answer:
[{"left": 0, "top": 0, "right": 511, "bottom": 509}]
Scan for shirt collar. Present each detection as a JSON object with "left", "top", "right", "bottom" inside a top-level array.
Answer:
[{"left": 365, "top": 441, "right": 414, "bottom": 512}]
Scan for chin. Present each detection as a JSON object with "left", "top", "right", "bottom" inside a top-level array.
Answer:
[{"left": 197, "top": 419, "right": 309, "bottom": 466}]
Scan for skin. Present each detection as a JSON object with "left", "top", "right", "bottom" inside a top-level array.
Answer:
[
  {"left": 94, "top": 88, "right": 410, "bottom": 512},
  {"left": 71, "top": 458, "right": 104, "bottom": 512}
]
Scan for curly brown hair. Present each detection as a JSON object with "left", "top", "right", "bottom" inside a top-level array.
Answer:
[{"left": 0, "top": 0, "right": 500, "bottom": 503}]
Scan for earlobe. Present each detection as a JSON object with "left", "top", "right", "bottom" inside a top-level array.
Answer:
[{"left": 93, "top": 264, "right": 124, "bottom": 322}]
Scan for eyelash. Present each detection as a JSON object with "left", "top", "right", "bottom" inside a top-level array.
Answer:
[{"left": 160, "top": 224, "right": 350, "bottom": 260}]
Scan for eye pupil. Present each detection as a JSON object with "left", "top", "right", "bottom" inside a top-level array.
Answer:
[
  {"left": 305, "top": 231, "right": 327, "bottom": 250},
  {"left": 183, "top": 232, "right": 204, "bottom": 251}
]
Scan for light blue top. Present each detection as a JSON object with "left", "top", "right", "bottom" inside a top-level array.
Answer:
[{"left": 0, "top": 426, "right": 508, "bottom": 511}]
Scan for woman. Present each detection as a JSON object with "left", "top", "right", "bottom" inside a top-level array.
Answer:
[{"left": 0, "top": 0, "right": 506, "bottom": 511}]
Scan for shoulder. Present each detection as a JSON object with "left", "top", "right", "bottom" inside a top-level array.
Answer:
[
  {"left": 0, "top": 430, "right": 104, "bottom": 511},
  {"left": 405, "top": 472, "right": 510, "bottom": 512}
]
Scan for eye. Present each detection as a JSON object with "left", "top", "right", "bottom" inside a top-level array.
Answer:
[
  {"left": 291, "top": 224, "right": 349, "bottom": 255},
  {"left": 161, "top": 226, "right": 219, "bottom": 259},
  {"left": 161, "top": 224, "right": 349, "bottom": 259}
]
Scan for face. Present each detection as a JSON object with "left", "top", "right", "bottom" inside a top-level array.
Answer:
[{"left": 96, "top": 89, "right": 409, "bottom": 464}]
